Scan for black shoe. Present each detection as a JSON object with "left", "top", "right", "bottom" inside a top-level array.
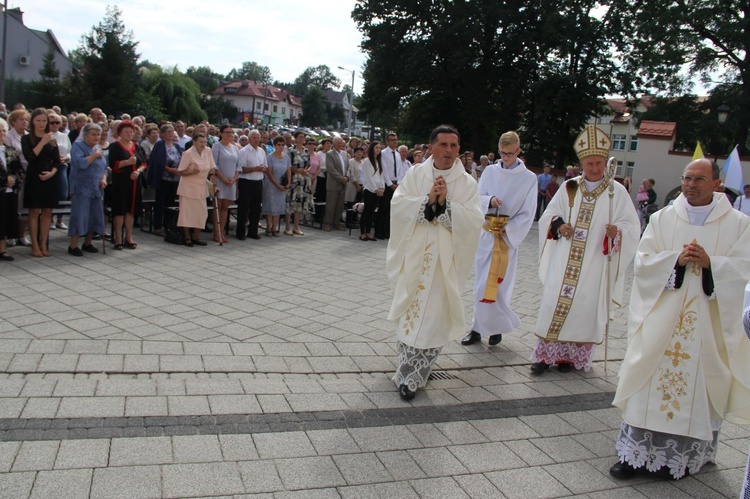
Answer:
[
  {"left": 530, "top": 362, "right": 549, "bottom": 374},
  {"left": 609, "top": 461, "right": 636, "bottom": 479},
  {"left": 557, "top": 362, "right": 572, "bottom": 373},
  {"left": 248, "top": 234, "right": 261, "bottom": 240},
  {"left": 236, "top": 234, "right": 246, "bottom": 241},
  {"left": 461, "top": 331, "right": 481, "bottom": 346},
  {"left": 398, "top": 384, "right": 416, "bottom": 400},
  {"left": 488, "top": 334, "right": 502, "bottom": 346},
  {"left": 81, "top": 243, "right": 99, "bottom": 253},
  {"left": 68, "top": 246, "right": 83, "bottom": 257}
]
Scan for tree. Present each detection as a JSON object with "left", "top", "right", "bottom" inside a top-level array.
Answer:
[
  {"left": 30, "top": 49, "right": 62, "bottom": 108},
  {"left": 77, "top": 5, "right": 140, "bottom": 115},
  {"left": 293, "top": 65, "right": 341, "bottom": 96},
  {"left": 353, "top": 0, "right": 624, "bottom": 163},
  {"left": 186, "top": 66, "right": 224, "bottom": 95},
  {"left": 301, "top": 86, "right": 327, "bottom": 127},
  {"left": 614, "top": 0, "right": 750, "bottom": 154},
  {"left": 201, "top": 95, "right": 238, "bottom": 124},
  {"left": 141, "top": 66, "right": 207, "bottom": 123},
  {"left": 226, "top": 61, "right": 272, "bottom": 83}
]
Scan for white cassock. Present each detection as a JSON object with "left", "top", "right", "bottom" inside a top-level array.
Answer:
[
  {"left": 533, "top": 176, "right": 640, "bottom": 368},
  {"left": 387, "top": 157, "right": 483, "bottom": 349},
  {"left": 613, "top": 193, "right": 750, "bottom": 441},
  {"left": 471, "top": 162, "right": 537, "bottom": 336}
]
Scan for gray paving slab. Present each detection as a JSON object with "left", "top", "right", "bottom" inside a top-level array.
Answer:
[
  {"left": 275, "top": 456, "right": 347, "bottom": 490},
  {"left": 0, "top": 471, "right": 35, "bottom": 499},
  {"left": 252, "top": 431, "right": 316, "bottom": 460},
  {"left": 54, "top": 439, "right": 110, "bottom": 469},
  {"left": 172, "top": 434, "right": 223, "bottom": 463},
  {"left": 90, "top": 465, "right": 162, "bottom": 499},
  {"left": 108, "top": 436, "right": 172, "bottom": 466},
  {"left": 11, "top": 440, "right": 59, "bottom": 471},
  {"left": 409, "top": 476, "right": 470, "bottom": 498},
  {"left": 162, "top": 462, "right": 245, "bottom": 497},
  {"left": 237, "top": 460, "right": 284, "bottom": 493},
  {"left": 29, "top": 468, "right": 92, "bottom": 499}
]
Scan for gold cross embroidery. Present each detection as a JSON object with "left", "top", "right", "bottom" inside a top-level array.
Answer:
[
  {"left": 599, "top": 138, "right": 607, "bottom": 146},
  {"left": 578, "top": 140, "right": 586, "bottom": 148},
  {"left": 664, "top": 341, "right": 691, "bottom": 368}
]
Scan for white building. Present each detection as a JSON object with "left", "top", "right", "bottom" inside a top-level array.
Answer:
[{"left": 214, "top": 80, "right": 302, "bottom": 126}]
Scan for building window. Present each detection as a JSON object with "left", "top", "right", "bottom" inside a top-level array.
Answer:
[
  {"left": 626, "top": 161, "right": 635, "bottom": 179},
  {"left": 273, "top": 105, "right": 278, "bottom": 113},
  {"left": 612, "top": 134, "right": 626, "bottom": 151},
  {"left": 281, "top": 107, "right": 286, "bottom": 114},
  {"left": 616, "top": 160, "right": 624, "bottom": 177},
  {"left": 256, "top": 102, "right": 261, "bottom": 109},
  {"left": 629, "top": 136, "right": 638, "bottom": 151},
  {"left": 264, "top": 103, "right": 269, "bottom": 111}
]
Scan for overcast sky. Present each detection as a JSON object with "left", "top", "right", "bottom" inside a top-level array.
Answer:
[{"left": 17, "top": 0, "right": 367, "bottom": 93}]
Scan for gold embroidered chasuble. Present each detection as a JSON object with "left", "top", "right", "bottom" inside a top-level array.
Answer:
[
  {"left": 535, "top": 176, "right": 640, "bottom": 344},
  {"left": 613, "top": 193, "right": 750, "bottom": 441},
  {"left": 386, "top": 158, "right": 483, "bottom": 349}
]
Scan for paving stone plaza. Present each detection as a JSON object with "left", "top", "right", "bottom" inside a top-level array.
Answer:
[{"left": 0, "top": 223, "right": 747, "bottom": 498}]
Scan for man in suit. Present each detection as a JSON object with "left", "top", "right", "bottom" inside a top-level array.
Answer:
[{"left": 323, "top": 137, "right": 349, "bottom": 231}]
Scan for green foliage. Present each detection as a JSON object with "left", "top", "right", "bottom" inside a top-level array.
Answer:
[
  {"left": 77, "top": 5, "right": 141, "bottom": 115},
  {"left": 201, "top": 95, "right": 239, "bottom": 124},
  {"left": 613, "top": 0, "right": 750, "bottom": 153},
  {"left": 352, "top": 0, "right": 624, "bottom": 165},
  {"left": 29, "top": 49, "right": 62, "bottom": 108},
  {"left": 301, "top": 86, "right": 327, "bottom": 127},
  {"left": 226, "top": 61, "right": 272, "bottom": 83},
  {"left": 141, "top": 66, "right": 207, "bottom": 123},
  {"left": 186, "top": 66, "right": 224, "bottom": 95},
  {"left": 293, "top": 66, "right": 341, "bottom": 96}
]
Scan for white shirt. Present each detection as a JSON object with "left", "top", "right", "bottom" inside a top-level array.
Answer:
[
  {"left": 51, "top": 131, "right": 72, "bottom": 162},
  {"left": 361, "top": 158, "right": 385, "bottom": 193},
  {"left": 316, "top": 151, "right": 328, "bottom": 175},
  {"left": 238, "top": 145, "right": 267, "bottom": 181},
  {"left": 380, "top": 146, "right": 400, "bottom": 184},
  {"left": 686, "top": 198, "right": 717, "bottom": 226},
  {"left": 734, "top": 195, "right": 750, "bottom": 217},
  {"left": 176, "top": 134, "right": 191, "bottom": 149}
]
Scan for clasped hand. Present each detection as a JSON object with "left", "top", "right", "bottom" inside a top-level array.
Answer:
[
  {"left": 678, "top": 241, "right": 710, "bottom": 268},
  {"left": 428, "top": 176, "right": 447, "bottom": 206}
]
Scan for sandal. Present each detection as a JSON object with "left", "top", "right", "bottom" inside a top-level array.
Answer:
[
  {"left": 0, "top": 252, "right": 14, "bottom": 261},
  {"left": 123, "top": 241, "right": 137, "bottom": 249},
  {"left": 191, "top": 239, "right": 207, "bottom": 246},
  {"left": 114, "top": 243, "right": 124, "bottom": 250},
  {"left": 184, "top": 239, "right": 193, "bottom": 247}
]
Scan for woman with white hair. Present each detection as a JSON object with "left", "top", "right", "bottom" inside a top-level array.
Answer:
[{"left": 67, "top": 123, "right": 107, "bottom": 256}]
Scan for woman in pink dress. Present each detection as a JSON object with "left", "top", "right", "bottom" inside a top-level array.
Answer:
[{"left": 176, "top": 133, "right": 216, "bottom": 246}]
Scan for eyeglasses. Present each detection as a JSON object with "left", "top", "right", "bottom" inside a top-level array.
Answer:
[
  {"left": 49, "top": 121, "right": 61, "bottom": 125},
  {"left": 680, "top": 175, "right": 710, "bottom": 185},
  {"left": 498, "top": 150, "right": 518, "bottom": 158}
]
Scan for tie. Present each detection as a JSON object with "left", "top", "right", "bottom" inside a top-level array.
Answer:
[{"left": 392, "top": 151, "right": 397, "bottom": 180}]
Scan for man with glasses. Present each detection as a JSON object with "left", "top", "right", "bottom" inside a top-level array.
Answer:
[
  {"left": 611, "top": 158, "right": 750, "bottom": 480},
  {"left": 531, "top": 125, "right": 639, "bottom": 375},
  {"left": 463, "top": 131, "right": 537, "bottom": 348}
]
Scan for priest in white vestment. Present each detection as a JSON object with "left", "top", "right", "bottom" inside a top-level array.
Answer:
[
  {"left": 386, "top": 125, "right": 483, "bottom": 400},
  {"left": 531, "top": 125, "right": 640, "bottom": 374},
  {"left": 611, "top": 159, "right": 750, "bottom": 481},
  {"left": 463, "top": 131, "right": 537, "bottom": 347}
]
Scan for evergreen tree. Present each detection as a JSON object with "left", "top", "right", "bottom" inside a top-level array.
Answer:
[
  {"left": 301, "top": 86, "right": 327, "bottom": 127},
  {"left": 30, "top": 49, "right": 61, "bottom": 108},
  {"left": 78, "top": 5, "right": 140, "bottom": 115}
]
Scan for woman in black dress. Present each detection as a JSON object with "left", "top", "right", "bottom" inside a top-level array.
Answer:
[
  {"left": 109, "top": 120, "right": 147, "bottom": 250},
  {"left": 21, "top": 108, "right": 60, "bottom": 257}
]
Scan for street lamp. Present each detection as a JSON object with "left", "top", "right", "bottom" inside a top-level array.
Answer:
[
  {"left": 714, "top": 103, "right": 730, "bottom": 166},
  {"left": 338, "top": 66, "right": 355, "bottom": 136},
  {"left": 717, "top": 103, "right": 730, "bottom": 125}
]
